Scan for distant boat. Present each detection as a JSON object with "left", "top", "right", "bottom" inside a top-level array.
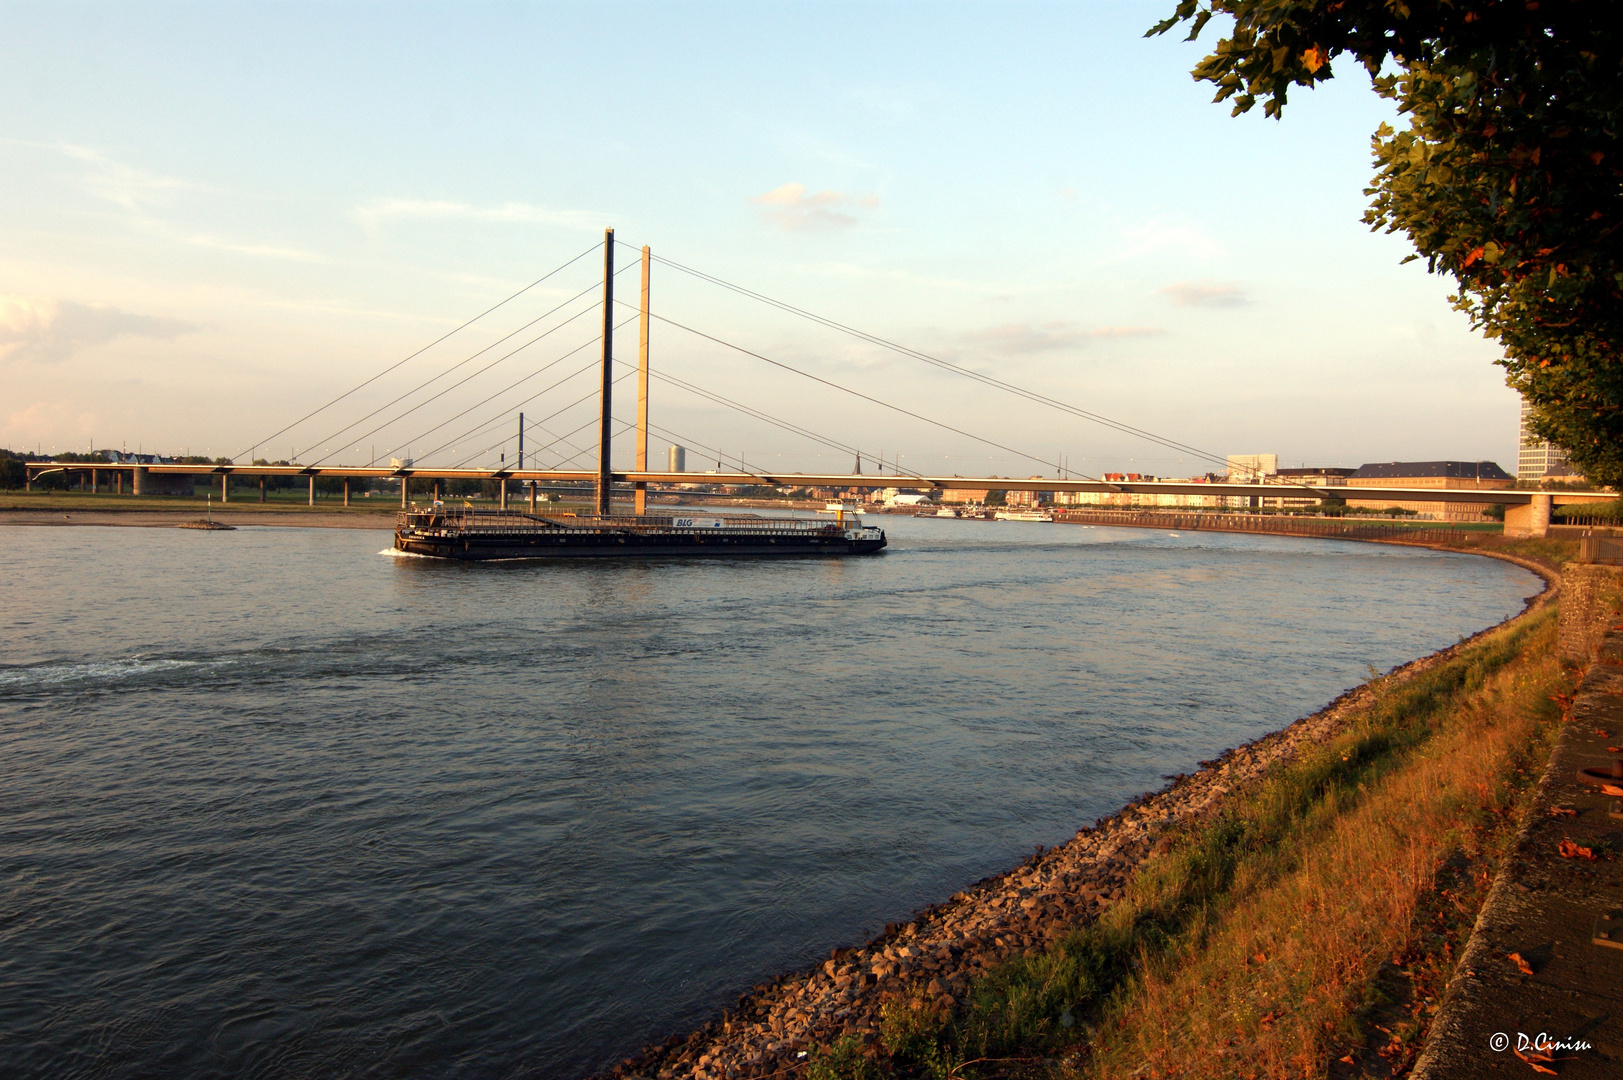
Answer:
[
  {"left": 993, "top": 509, "right": 1054, "bottom": 522},
  {"left": 929, "top": 507, "right": 960, "bottom": 518}
]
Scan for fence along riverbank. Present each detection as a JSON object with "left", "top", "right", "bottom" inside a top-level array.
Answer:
[{"left": 1051, "top": 508, "right": 1491, "bottom": 544}]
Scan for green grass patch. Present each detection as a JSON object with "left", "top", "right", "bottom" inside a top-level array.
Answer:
[{"left": 819, "top": 605, "right": 1568, "bottom": 1079}]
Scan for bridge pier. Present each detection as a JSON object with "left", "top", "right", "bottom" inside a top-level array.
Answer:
[
  {"left": 500, "top": 478, "right": 507, "bottom": 510},
  {"left": 133, "top": 466, "right": 148, "bottom": 495},
  {"left": 308, "top": 475, "right": 315, "bottom": 506},
  {"left": 1505, "top": 493, "right": 1555, "bottom": 538},
  {"left": 1531, "top": 492, "right": 1552, "bottom": 537},
  {"left": 221, "top": 473, "right": 229, "bottom": 503},
  {"left": 401, "top": 476, "right": 409, "bottom": 508},
  {"left": 433, "top": 480, "right": 440, "bottom": 503},
  {"left": 343, "top": 478, "right": 350, "bottom": 507},
  {"left": 116, "top": 470, "right": 123, "bottom": 495},
  {"left": 530, "top": 481, "right": 537, "bottom": 513},
  {"left": 260, "top": 477, "right": 266, "bottom": 503}
]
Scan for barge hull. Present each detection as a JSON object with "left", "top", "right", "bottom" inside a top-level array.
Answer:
[{"left": 395, "top": 534, "right": 885, "bottom": 559}]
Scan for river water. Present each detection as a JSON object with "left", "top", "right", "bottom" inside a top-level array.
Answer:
[{"left": 0, "top": 517, "right": 1538, "bottom": 1078}]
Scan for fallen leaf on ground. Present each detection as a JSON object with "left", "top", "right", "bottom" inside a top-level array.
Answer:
[
  {"left": 1550, "top": 807, "right": 1578, "bottom": 817},
  {"left": 1601, "top": 783, "right": 1623, "bottom": 797},
  {"left": 1608, "top": 747, "right": 1623, "bottom": 753},
  {"left": 1259, "top": 1011, "right": 1277, "bottom": 1026},
  {"left": 1514, "top": 1046, "right": 1572, "bottom": 1074},
  {"left": 1597, "top": 729, "right": 1612, "bottom": 737},
  {"left": 1515, "top": 1051, "right": 1558, "bottom": 1074},
  {"left": 1559, "top": 838, "right": 1597, "bottom": 860},
  {"left": 1339, "top": 1055, "right": 1355, "bottom": 1065},
  {"left": 1509, "top": 952, "right": 1535, "bottom": 975}
]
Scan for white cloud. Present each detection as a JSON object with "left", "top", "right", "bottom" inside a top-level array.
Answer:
[
  {"left": 958, "top": 321, "right": 1164, "bottom": 355},
  {"left": 5, "top": 400, "right": 97, "bottom": 442},
  {"left": 354, "top": 198, "right": 601, "bottom": 229},
  {"left": 1118, "top": 221, "right": 1225, "bottom": 260},
  {"left": 186, "top": 235, "right": 326, "bottom": 262},
  {"left": 751, "top": 183, "right": 879, "bottom": 232},
  {"left": 1157, "top": 280, "right": 1251, "bottom": 308},
  {"left": 53, "top": 143, "right": 201, "bottom": 209},
  {"left": 0, "top": 296, "right": 198, "bottom": 364}
]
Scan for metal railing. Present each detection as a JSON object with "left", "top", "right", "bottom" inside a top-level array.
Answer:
[{"left": 399, "top": 507, "right": 845, "bottom": 536}]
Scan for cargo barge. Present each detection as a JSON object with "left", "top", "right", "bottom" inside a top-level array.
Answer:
[
  {"left": 394, "top": 505, "right": 886, "bottom": 561},
  {"left": 391, "top": 230, "right": 886, "bottom": 562}
]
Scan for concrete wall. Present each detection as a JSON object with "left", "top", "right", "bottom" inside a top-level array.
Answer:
[{"left": 1558, "top": 563, "right": 1623, "bottom": 666}]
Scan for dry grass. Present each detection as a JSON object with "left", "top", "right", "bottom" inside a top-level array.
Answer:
[
  {"left": 824, "top": 603, "right": 1570, "bottom": 1080},
  {"left": 1077, "top": 607, "right": 1566, "bottom": 1080}
]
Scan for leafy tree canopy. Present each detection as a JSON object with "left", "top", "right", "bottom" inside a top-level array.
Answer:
[{"left": 1152, "top": 1, "right": 1623, "bottom": 486}]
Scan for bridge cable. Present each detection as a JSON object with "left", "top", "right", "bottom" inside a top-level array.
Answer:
[
  {"left": 326, "top": 306, "right": 616, "bottom": 467},
  {"left": 617, "top": 300, "right": 1074, "bottom": 480},
  {"left": 308, "top": 259, "right": 644, "bottom": 467},
  {"left": 300, "top": 280, "right": 602, "bottom": 465},
  {"left": 394, "top": 315, "right": 639, "bottom": 463},
  {"left": 609, "top": 356, "right": 926, "bottom": 479},
  {"left": 236, "top": 241, "right": 599, "bottom": 462},
  {"left": 631, "top": 245, "right": 1245, "bottom": 474}
]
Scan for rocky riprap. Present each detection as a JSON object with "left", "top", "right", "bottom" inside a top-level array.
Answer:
[{"left": 597, "top": 557, "right": 1554, "bottom": 1080}]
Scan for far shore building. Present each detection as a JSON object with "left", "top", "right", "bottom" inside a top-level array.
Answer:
[
  {"left": 1226, "top": 453, "right": 1278, "bottom": 483},
  {"left": 941, "top": 487, "right": 992, "bottom": 505},
  {"left": 1345, "top": 461, "right": 1513, "bottom": 521},
  {"left": 1057, "top": 474, "right": 1221, "bottom": 510},
  {"left": 1517, "top": 396, "right": 1584, "bottom": 482},
  {"left": 1263, "top": 466, "right": 1355, "bottom": 509}
]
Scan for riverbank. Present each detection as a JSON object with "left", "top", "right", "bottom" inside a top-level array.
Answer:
[
  {"left": 594, "top": 541, "right": 1573, "bottom": 1080},
  {"left": 0, "top": 507, "right": 395, "bottom": 529}
]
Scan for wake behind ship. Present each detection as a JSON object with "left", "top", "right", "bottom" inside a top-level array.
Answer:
[{"left": 394, "top": 505, "right": 886, "bottom": 561}]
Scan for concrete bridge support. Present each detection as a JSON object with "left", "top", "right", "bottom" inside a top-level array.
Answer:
[
  {"left": 221, "top": 474, "right": 229, "bottom": 503},
  {"left": 1530, "top": 492, "right": 1552, "bottom": 537},
  {"left": 1504, "top": 493, "right": 1555, "bottom": 538},
  {"left": 400, "top": 476, "right": 409, "bottom": 508},
  {"left": 308, "top": 475, "right": 315, "bottom": 506},
  {"left": 500, "top": 478, "right": 508, "bottom": 510},
  {"left": 259, "top": 477, "right": 266, "bottom": 503},
  {"left": 132, "top": 467, "right": 149, "bottom": 495},
  {"left": 343, "top": 478, "right": 350, "bottom": 507}
]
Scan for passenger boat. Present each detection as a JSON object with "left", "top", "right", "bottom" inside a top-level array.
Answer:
[
  {"left": 395, "top": 504, "right": 886, "bottom": 560},
  {"left": 993, "top": 509, "right": 1054, "bottom": 522}
]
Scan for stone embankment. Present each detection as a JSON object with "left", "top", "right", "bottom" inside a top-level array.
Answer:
[{"left": 599, "top": 558, "right": 1556, "bottom": 1080}]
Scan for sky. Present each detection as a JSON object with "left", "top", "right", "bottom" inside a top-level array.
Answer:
[{"left": 0, "top": 1, "right": 1522, "bottom": 478}]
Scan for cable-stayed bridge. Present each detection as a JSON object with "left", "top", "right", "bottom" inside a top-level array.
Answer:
[{"left": 24, "top": 230, "right": 1611, "bottom": 537}]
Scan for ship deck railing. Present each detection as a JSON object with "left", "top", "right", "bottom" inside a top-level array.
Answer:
[{"left": 397, "top": 508, "right": 848, "bottom": 536}]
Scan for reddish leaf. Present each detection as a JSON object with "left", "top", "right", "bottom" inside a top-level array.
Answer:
[
  {"left": 1550, "top": 807, "right": 1578, "bottom": 818},
  {"left": 1509, "top": 951, "right": 1535, "bottom": 975},
  {"left": 1558, "top": 838, "right": 1597, "bottom": 860},
  {"left": 1514, "top": 1046, "right": 1564, "bottom": 1075}
]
